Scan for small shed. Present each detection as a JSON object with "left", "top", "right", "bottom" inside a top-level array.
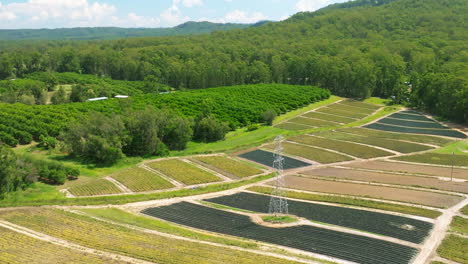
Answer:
[
  {"left": 114, "top": 95, "right": 129, "bottom": 99},
  {"left": 86, "top": 97, "right": 108, "bottom": 102}
]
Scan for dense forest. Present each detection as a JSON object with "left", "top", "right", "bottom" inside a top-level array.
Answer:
[
  {"left": 0, "top": 0, "right": 466, "bottom": 122},
  {"left": 0, "top": 21, "right": 253, "bottom": 41}
]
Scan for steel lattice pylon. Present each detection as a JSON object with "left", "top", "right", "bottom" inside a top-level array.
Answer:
[{"left": 268, "top": 135, "right": 288, "bottom": 215}]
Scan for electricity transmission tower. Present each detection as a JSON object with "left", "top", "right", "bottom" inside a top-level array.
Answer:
[{"left": 268, "top": 135, "right": 289, "bottom": 216}]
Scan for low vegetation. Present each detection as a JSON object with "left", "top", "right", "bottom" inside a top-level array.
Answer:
[
  {"left": 147, "top": 159, "right": 221, "bottom": 185},
  {"left": 451, "top": 217, "right": 468, "bottom": 235},
  {"left": 393, "top": 153, "right": 468, "bottom": 167},
  {"left": 192, "top": 155, "right": 263, "bottom": 178},
  {"left": 247, "top": 186, "right": 441, "bottom": 219},
  {"left": 287, "top": 117, "right": 339, "bottom": 127},
  {"left": 111, "top": 167, "right": 174, "bottom": 192},
  {"left": 365, "top": 122, "right": 467, "bottom": 139},
  {"left": 68, "top": 179, "right": 122, "bottom": 197},
  {"left": 262, "top": 215, "right": 298, "bottom": 224},
  {"left": 437, "top": 235, "right": 468, "bottom": 264},
  {"left": 264, "top": 142, "right": 353, "bottom": 163}
]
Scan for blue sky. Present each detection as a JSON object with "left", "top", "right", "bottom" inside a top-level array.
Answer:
[{"left": 0, "top": 0, "right": 348, "bottom": 29}]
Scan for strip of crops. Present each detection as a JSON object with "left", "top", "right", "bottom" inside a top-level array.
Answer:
[
  {"left": 68, "top": 179, "right": 123, "bottom": 196},
  {"left": 147, "top": 159, "right": 221, "bottom": 185},
  {"left": 333, "top": 103, "right": 376, "bottom": 114},
  {"left": 390, "top": 112, "right": 436, "bottom": 122},
  {"left": 111, "top": 167, "right": 174, "bottom": 192},
  {"left": 313, "top": 130, "right": 433, "bottom": 153},
  {"left": 206, "top": 192, "right": 433, "bottom": 244},
  {"left": 379, "top": 117, "right": 448, "bottom": 129},
  {"left": 0, "top": 209, "right": 296, "bottom": 264},
  {"left": 275, "top": 122, "right": 314, "bottom": 130},
  {"left": 437, "top": 235, "right": 468, "bottom": 264},
  {"left": 142, "top": 202, "right": 418, "bottom": 264},
  {"left": 393, "top": 153, "right": 468, "bottom": 167},
  {"left": 0, "top": 84, "right": 329, "bottom": 144},
  {"left": 339, "top": 100, "right": 381, "bottom": 110},
  {"left": 289, "top": 135, "right": 393, "bottom": 159},
  {"left": 303, "top": 111, "right": 356, "bottom": 124},
  {"left": 264, "top": 142, "right": 353, "bottom": 164},
  {"left": 341, "top": 127, "right": 454, "bottom": 146},
  {"left": 288, "top": 117, "right": 339, "bottom": 127},
  {"left": 192, "top": 156, "right": 263, "bottom": 178},
  {"left": 365, "top": 123, "right": 467, "bottom": 139},
  {"left": 0, "top": 226, "right": 122, "bottom": 264},
  {"left": 239, "top": 149, "right": 311, "bottom": 169},
  {"left": 316, "top": 107, "right": 366, "bottom": 119}
]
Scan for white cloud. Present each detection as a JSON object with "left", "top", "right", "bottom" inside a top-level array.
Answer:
[
  {"left": 177, "top": 0, "right": 204, "bottom": 8},
  {"left": 160, "top": 3, "right": 190, "bottom": 26},
  {"left": 295, "top": 0, "right": 348, "bottom": 12},
  {"left": 221, "top": 10, "right": 266, "bottom": 23}
]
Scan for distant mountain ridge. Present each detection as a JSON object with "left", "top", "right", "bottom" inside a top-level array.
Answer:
[{"left": 0, "top": 21, "right": 254, "bottom": 41}]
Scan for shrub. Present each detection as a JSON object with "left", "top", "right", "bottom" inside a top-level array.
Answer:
[{"left": 262, "top": 109, "right": 277, "bottom": 126}]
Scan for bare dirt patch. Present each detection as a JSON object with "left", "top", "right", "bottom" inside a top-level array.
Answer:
[
  {"left": 301, "top": 167, "right": 468, "bottom": 193},
  {"left": 342, "top": 160, "right": 468, "bottom": 180},
  {"left": 280, "top": 176, "right": 463, "bottom": 208}
]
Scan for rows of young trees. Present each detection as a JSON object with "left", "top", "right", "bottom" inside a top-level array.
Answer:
[
  {"left": 0, "top": 84, "right": 329, "bottom": 147},
  {"left": 0, "top": 0, "right": 465, "bottom": 121}
]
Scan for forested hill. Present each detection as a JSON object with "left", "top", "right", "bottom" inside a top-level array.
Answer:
[
  {"left": 0, "top": 0, "right": 467, "bottom": 122},
  {"left": 0, "top": 21, "right": 252, "bottom": 41}
]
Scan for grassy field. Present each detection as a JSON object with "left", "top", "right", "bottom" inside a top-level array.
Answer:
[
  {"left": 275, "top": 122, "right": 315, "bottom": 130},
  {"left": 303, "top": 112, "right": 356, "bottom": 124},
  {"left": 316, "top": 107, "right": 367, "bottom": 119},
  {"left": 433, "top": 140, "right": 468, "bottom": 155},
  {"left": 340, "top": 100, "right": 381, "bottom": 110},
  {"left": 192, "top": 155, "right": 263, "bottom": 178},
  {"left": 248, "top": 186, "right": 441, "bottom": 219},
  {"left": 0, "top": 209, "right": 297, "bottom": 264},
  {"left": 393, "top": 153, "right": 468, "bottom": 167},
  {"left": 264, "top": 142, "right": 353, "bottom": 164},
  {"left": 147, "top": 159, "right": 221, "bottom": 185},
  {"left": 289, "top": 135, "right": 393, "bottom": 159},
  {"left": 462, "top": 205, "right": 468, "bottom": 215},
  {"left": 68, "top": 179, "right": 122, "bottom": 196},
  {"left": 0, "top": 226, "right": 125, "bottom": 264},
  {"left": 451, "top": 216, "right": 468, "bottom": 235},
  {"left": 80, "top": 208, "right": 257, "bottom": 249},
  {"left": 437, "top": 235, "right": 468, "bottom": 264},
  {"left": 341, "top": 127, "right": 454, "bottom": 146},
  {"left": 332, "top": 103, "right": 376, "bottom": 114},
  {"left": 314, "top": 130, "right": 433, "bottom": 153},
  {"left": 274, "top": 96, "right": 342, "bottom": 125},
  {"left": 111, "top": 167, "right": 174, "bottom": 192},
  {"left": 288, "top": 117, "right": 340, "bottom": 127}
]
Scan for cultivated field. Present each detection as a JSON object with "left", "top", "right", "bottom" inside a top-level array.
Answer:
[
  {"left": 68, "top": 179, "right": 122, "bottom": 197},
  {"left": 280, "top": 175, "right": 463, "bottom": 208},
  {"left": 276, "top": 99, "right": 381, "bottom": 131},
  {"left": 191, "top": 155, "right": 263, "bottom": 178},
  {"left": 142, "top": 202, "right": 418, "bottom": 264},
  {"left": 111, "top": 167, "right": 174, "bottom": 192},
  {"left": 302, "top": 167, "right": 468, "bottom": 193},
  {"left": 0, "top": 209, "right": 297, "bottom": 264},
  {"left": 393, "top": 153, "right": 468, "bottom": 167},
  {"left": 0, "top": 226, "right": 127, "bottom": 264},
  {"left": 263, "top": 141, "right": 353, "bottom": 164},
  {"left": 343, "top": 160, "right": 468, "bottom": 180},
  {"left": 238, "top": 149, "right": 311, "bottom": 169},
  {"left": 147, "top": 159, "right": 221, "bottom": 185},
  {"left": 288, "top": 135, "right": 393, "bottom": 158},
  {"left": 206, "top": 192, "right": 433, "bottom": 243}
]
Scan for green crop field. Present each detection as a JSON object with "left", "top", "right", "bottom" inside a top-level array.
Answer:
[
  {"left": 111, "top": 167, "right": 174, "bottom": 192},
  {"left": 365, "top": 122, "right": 467, "bottom": 139},
  {"left": 303, "top": 111, "right": 356, "bottom": 124},
  {"left": 68, "top": 179, "right": 122, "bottom": 197},
  {"left": 332, "top": 103, "right": 376, "bottom": 114},
  {"left": 147, "top": 159, "right": 221, "bottom": 185},
  {"left": 313, "top": 130, "right": 433, "bottom": 153},
  {"left": 339, "top": 100, "right": 381, "bottom": 110},
  {"left": 275, "top": 122, "right": 314, "bottom": 130},
  {"left": 0, "top": 226, "right": 125, "bottom": 264},
  {"left": 451, "top": 217, "right": 468, "bottom": 235},
  {"left": 288, "top": 117, "right": 339, "bottom": 127},
  {"left": 341, "top": 127, "right": 454, "bottom": 146},
  {"left": 0, "top": 209, "right": 296, "bottom": 264},
  {"left": 264, "top": 142, "right": 353, "bottom": 164},
  {"left": 379, "top": 117, "right": 447, "bottom": 129},
  {"left": 462, "top": 205, "right": 468, "bottom": 215},
  {"left": 248, "top": 186, "right": 441, "bottom": 218},
  {"left": 192, "top": 156, "right": 263, "bottom": 178},
  {"left": 437, "top": 235, "right": 468, "bottom": 264},
  {"left": 289, "top": 135, "right": 393, "bottom": 159},
  {"left": 394, "top": 153, "right": 468, "bottom": 167},
  {"left": 316, "top": 107, "right": 367, "bottom": 119}
]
